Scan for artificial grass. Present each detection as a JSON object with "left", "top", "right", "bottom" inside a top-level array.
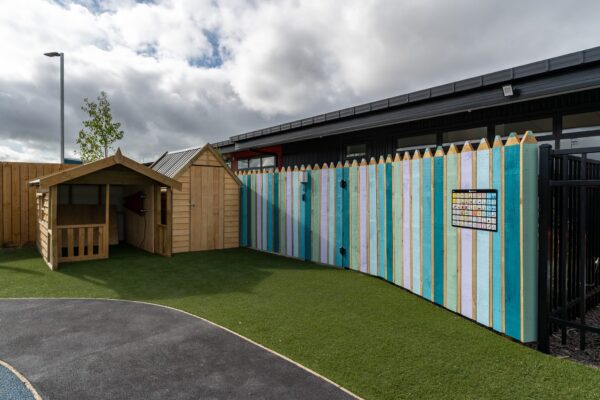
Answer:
[{"left": 0, "top": 245, "right": 598, "bottom": 399}]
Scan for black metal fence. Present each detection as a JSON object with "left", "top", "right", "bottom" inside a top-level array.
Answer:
[{"left": 538, "top": 144, "right": 600, "bottom": 353}]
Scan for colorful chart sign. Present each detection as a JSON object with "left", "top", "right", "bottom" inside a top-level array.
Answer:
[{"left": 451, "top": 189, "right": 498, "bottom": 232}]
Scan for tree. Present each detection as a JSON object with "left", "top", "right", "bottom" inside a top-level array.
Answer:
[{"left": 76, "top": 91, "right": 124, "bottom": 162}]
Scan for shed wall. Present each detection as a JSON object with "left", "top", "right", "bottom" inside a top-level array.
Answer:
[{"left": 36, "top": 192, "right": 50, "bottom": 263}]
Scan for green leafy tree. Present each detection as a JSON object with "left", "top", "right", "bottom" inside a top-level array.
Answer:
[{"left": 76, "top": 91, "right": 124, "bottom": 162}]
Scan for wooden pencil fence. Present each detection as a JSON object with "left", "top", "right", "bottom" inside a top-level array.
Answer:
[
  {"left": 238, "top": 132, "right": 539, "bottom": 343},
  {"left": 0, "top": 162, "right": 74, "bottom": 248}
]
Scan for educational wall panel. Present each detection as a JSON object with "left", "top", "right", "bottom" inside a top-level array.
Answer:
[{"left": 237, "top": 133, "right": 539, "bottom": 343}]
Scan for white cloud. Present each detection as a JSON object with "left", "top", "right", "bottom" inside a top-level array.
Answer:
[{"left": 0, "top": 0, "right": 599, "bottom": 163}]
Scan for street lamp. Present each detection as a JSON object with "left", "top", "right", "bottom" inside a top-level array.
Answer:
[{"left": 44, "top": 51, "right": 64, "bottom": 163}]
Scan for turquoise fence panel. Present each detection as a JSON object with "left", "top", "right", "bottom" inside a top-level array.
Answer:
[
  {"left": 342, "top": 164, "right": 350, "bottom": 268},
  {"left": 328, "top": 166, "right": 336, "bottom": 264},
  {"left": 378, "top": 160, "right": 386, "bottom": 278},
  {"left": 392, "top": 156, "right": 403, "bottom": 286},
  {"left": 433, "top": 149, "right": 445, "bottom": 305},
  {"left": 422, "top": 153, "right": 432, "bottom": 301},
  {"left": 335, "top": 165, "right": 344, "bottom": 267},
  {"left": 492, "top": 139, "right": 503, "bottom": 333},
  {"left": 385, "top": 160, "right": 393, "bottom": 282},
  {"left": 368, "top": 161, "right": 378, "bottom": 276},
  {"left": 504, "top": 134, "right": 521, "bottom": 340}
]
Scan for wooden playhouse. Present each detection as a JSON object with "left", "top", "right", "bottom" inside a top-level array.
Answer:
[
  {"left": 151, "top": 144, "right": 241, "bottom": 253},
  {"left": 30, "top": 149, "right": 181, "bottom": 269}
]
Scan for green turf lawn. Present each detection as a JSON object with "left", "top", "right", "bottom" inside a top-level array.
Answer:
[{"left": 0, "top": 245, "right": 598, "bottom": 399}]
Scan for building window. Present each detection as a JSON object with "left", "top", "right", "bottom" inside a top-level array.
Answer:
[
  {"left": 442, "top": 127, "right": 487, "bottom": 145},
  {"left": 396, "top": 133, "right": 437, "bottom": 153},
  {"left": 236, "top": 155, "right": 277, "bottom": 171},
  {"left": 562, "top": 111, "right": 600, "bottom": 134},
  {"left": 495, "top": 118, "right": 552, "bottom": 138},
  {"left": 346, "top": 143, "right": 367, "bottom": 159}
]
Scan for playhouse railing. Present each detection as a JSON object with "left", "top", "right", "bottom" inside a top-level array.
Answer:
[{"left": 56, "top": 224, "right": 107, "bottom": 263}]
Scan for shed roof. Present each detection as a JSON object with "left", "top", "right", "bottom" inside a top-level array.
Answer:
[
  {"left": 150, "top": 147, "right": 202, "bottom": 178},
  {"left": 30, "top": 149, "right": 182, "bottom": 190},
  {"left": 151, "top": 144, "right": 241, "bottom": 185}
]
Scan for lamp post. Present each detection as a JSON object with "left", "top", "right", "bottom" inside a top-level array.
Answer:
[{"left": 44, "top": 51, "right": 64, "bottom": 163}]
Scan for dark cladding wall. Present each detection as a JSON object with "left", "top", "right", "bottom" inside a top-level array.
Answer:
[{"left": 279, "top": 89, "right": 600, "bottom": 168}]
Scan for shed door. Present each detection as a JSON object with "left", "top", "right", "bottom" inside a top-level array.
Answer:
[{"left": 190, "top": 166, "right": 224, "bottom": 251}]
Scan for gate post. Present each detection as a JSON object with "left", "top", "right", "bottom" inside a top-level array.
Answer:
[{"left": 537, "top": 144, "right": 551, "bottom": 353}]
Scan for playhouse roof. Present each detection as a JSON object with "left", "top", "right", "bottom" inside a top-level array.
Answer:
[
  {"left": 151, "top": 144, "right": 240, "bottom": 184},
  {"left": 30, "top": 149, "right": 182, "bottom": 190}
]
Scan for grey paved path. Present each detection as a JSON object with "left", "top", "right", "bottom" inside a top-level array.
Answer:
[{"left": 0, "top": 299, "right": 355, "bottom": 400}]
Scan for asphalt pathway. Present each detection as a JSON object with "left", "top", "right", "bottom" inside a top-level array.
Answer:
[{"left": 0, "top": 299, "right": 355, "bottom": 400}]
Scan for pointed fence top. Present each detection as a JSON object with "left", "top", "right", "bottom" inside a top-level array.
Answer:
[
  {"left": 461, "top": 141, "right": 473, "bottom": 152},
  {"left": 477, "top": 138, "right": 490, "bottom": 151},
  {"left": 360, "top": 158, "right": 368, "bottom": 166},
  {"left": 412, "top": 149, "right": 421, "bottom": 160},
  {"left": 506, "top": 132, "right": 520, "bottom": 146},
  {"left": 521, "top": 130, "right": 538, "bottom": 144},
  {"left": 447, "top": 144, "right": 458, "bottom": 155},
  {"left": 493, "top": 135, "right": 504, "bottom": 148},
  {"left": 403, "top": 152, "right": 411, "bottom": 160},
  {"left": 434, "top": 146, "right": 445, "bottom": 157},
  {"left": 423, "top": 148, "right": 432, "bottom": 158},
  {"left": 393, "top": 153, "right": 401, "bottom": 162}
]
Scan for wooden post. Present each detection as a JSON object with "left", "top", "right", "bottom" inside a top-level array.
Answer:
[
  {"left": 50, "top": 185, "right": 58, "bottom": 270},
  {"left": 105, "top": 184, "right": 110, "bottom": 258},
  {"left": 166, "top": 187, "right": 173, "bottom": 257}
]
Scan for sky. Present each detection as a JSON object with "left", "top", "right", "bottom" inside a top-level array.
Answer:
[{"left": 1, "top": 0, "right": 600, "bottom": 163}]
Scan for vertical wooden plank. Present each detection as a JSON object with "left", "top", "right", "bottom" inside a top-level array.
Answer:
[
  {"left": 299, "top": 166, "right": 306, "bottom": 259},
  {"left": 392, "top": 154, "right": 403, "bottom": 286},
  {"left": 349, "top": 160, "right": 359, "bottom": 270},
  {"left": 521, "top": 132, "right": 539, "bottom": 342},
  {"left": 3, "top": 165, "right": 12, "bottom": 245},
  {"left": 279, "top": 169, "right": 286, "bottom": 255},
  {"left": 28, "top": 165, "right": 37, "bottom": 244},
  {"left": 105, "top": 184, "right": 110, "bottom": 257},
  {"left": 335, "top": 162, "right": 344, "bottom": 267},
  {"left": 377, "top": 157, "right": 386, "bottom": 278},
  {"left": 492, "top": 136, "right": 504, "bottom": 333},
  {"left": 87, "top": 227, "right": 94, "bottom": 256},
  {"left": 402, "top": 152, "right": 411, "bottom": 290},
  {"left": 359, "top": 159, "right": 368, "bottom": 273},
  {"left": 476, "top": 139, "right": 491, "bottom": 327},
  {"left": 433, "top": 147, "right": 445, "bottom": 305},
  {"left": 311, "top": 165, "right": 320, "bottom": 262},
  {"left": 273, "top": 171, "right": 279, "bottom": 253},
  {"left": 286, "top": 167, "right": 293, "bottom": 256},
  {"left": 267, "top": 172, "right": 274, "bottom": 252},
  {"left": 411, "top": 150, "right": 421, "bottom": 294},
  {"left": 166, "top": 187, "right": 173, "bottom": 256},
  {"left": 342, "top": 161, "right": 350, "bottom": 268},
  {"left": 320, "top": 163, "right": 329, "bottom": 264},
  {"left": 11, "top": 164, "right": 20, "bottom": 245},
  {"left": 262, "top": 172, "right": 268, "bottom": 251},
  {"left": 0, "top": 164, "right": 3, "bottom": 246},
  {"left": 50, "top": 186, "right": 58, "bottom": 269},
  {"left": 504, "top": 132, "right": 521, "bottom": 340},
  {"left": 250, "top": 172, "right": 257, "bottom": 248},
  {"left": 304, "top": 165, "right": 312, "bottom": 261},
  {"left": 422, "top": 149, "right": 433, "bottom": 300},
  {"left": 240, "top": 174, "right": 248, "bottom": 246},
  {"left": 460, "top": 142, "right": 474, "bottom": 318},
  {"left": 20, "top": 164, "right": 28, "bottom": 245},
  {"left": 445, "top": 145, "right": 459, "bottom": 311},
  {"left": 328, "top": 163, "right": 336, "bottom": 265},
  {"left": 256, "top": 171, "right": 263, "bottom": 250},
  {"left": 292, "top": 166, "right": 300, "bottom": 258},
  {"left": 385, "top": 156, "right": 393, "bottom": 282},
  {"left": 368, "top": 158, "right": 378, "bottom": 277},
  {"left": 67, "top": 228, "right": 74, "bottom": 258},
  {"left": 77, "top": 227, "right": 85, "bottom": 257}
]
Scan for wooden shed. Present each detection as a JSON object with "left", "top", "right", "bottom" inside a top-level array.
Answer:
[
  {"left": 30, "top": 149, "right": 181, "bottom": 269},
  {"left": 151, "top": 144, "right": 241, "bottom": 253}
]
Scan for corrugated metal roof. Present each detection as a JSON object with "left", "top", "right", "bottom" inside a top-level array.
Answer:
[{"left": 151, "top": 147, "right": 202, "bottom": 178}]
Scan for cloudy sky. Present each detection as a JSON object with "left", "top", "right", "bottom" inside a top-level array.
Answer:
[{"left": 1, "top": 0, "right": 600, "bottom": 163}]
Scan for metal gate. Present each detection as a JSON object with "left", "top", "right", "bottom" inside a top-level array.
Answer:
[{"left": 538, "top": 144, "right": 600, "bottom": 352}]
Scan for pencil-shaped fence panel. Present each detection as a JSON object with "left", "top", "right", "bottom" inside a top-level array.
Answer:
[{"left": 237, "top": 132, "right": 539, "bottom": 343}]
